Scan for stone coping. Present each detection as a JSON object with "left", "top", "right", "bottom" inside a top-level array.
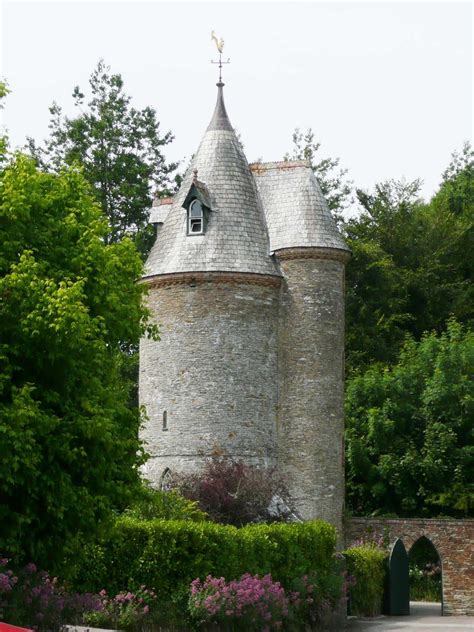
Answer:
[
  {"left": 275, "top": 246, "right": 351, "bottom": 263},
  {"left": 141, "top": 270, "right": 283, "bottom": 289}
]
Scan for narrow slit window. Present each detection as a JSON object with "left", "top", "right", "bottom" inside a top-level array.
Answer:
[
  {"left": 162, "top": 410, "right": 168, "bottom": 431},
  {"left": 188, "top": 199, "right": 204, "bottom": 234}
]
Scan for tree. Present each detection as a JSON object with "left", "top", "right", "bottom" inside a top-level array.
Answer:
[
  {"left": 434, "top": 141, "right": 474, "bottom": 217},
  {"left": 345, "top": 320, "right": 474, "bottom": 517},
  {"left": 344, "top": 179, "right": 423, "bottom": 371},
  {"left": 0, "top": 81, "right": 9, "bottom": 160},
  {"left": 0, "top": 150, "right": 158, "bottom": 569},
  {"left": 344, "top": 146, "right": 473, "bottom": 373},
  {"left": 284, "top": 127, "right": 353, "bottom": 222},
  {"left": 28, "top": 60, "right": 178, "bottom": 257}
]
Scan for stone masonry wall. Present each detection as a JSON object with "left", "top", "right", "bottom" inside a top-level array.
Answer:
[
  {"left": 277, "top": 255, "right": 346, "bottom": 534},
  {"left": 346, "top": 517, "right": 474, "bottom": 615},
  {"left": 139, "top": 278, "right": 280, "bottom": 485}
]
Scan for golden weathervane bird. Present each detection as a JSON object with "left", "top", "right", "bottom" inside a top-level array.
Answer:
[{"left": 211, "top": 31, "right": 224, "bottom": 53}]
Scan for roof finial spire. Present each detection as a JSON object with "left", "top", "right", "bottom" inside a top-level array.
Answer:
[{"left": 211, "top": 31, "right": 230, "bottom": 85}]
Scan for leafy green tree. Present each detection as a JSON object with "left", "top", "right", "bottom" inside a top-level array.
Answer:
[
  {"left": 285, "top": 127, "right": 353, "bottom": 221},
  {"left": 344, "top": 179, "right": 423, "bottom": 370},
  {"left": 344, "top": 145, "right": 473, "bottom": 372},
  {"left": 0, "top": 150, "right": 158, "bottom": 569},
  {"left": 345, "top": 320, "right": 474, "bottom": 517},
  {"left": 28, "top": 60, "right": 177, "bottom": 257},
  {"left": 0, "top": 81, "right": 9, "bottom": 159},
  {"left": 434, "top": 141, "right": 474, "bottom": 216}
]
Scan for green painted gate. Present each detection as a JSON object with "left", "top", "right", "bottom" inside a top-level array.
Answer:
[{"left": 384, "top": 539, "right": 410, "bottom": 615}]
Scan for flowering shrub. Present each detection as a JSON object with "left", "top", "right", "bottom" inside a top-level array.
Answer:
[
  {"left": 189, "top": 567, "right": 349, "bottom": 631},
  {"left": 0, "top": 557, "right": 101, "bottom": 630},
  {"left": 189, "top": 574, "right": 289, "bottom": 630},
  {"left": 83, "top": 586, "right": 159, "bottom": 631},
  {"left": 0, "top": 557, "right": 161, "bottom": 631}
]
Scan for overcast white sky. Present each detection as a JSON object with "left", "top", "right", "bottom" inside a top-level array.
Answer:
[{"left": 1, "top": 0, "right": 472, "bottom": 206}]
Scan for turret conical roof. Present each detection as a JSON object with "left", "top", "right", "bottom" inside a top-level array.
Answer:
[{"left": 144, "top": 84, "right": 279, "bottom": 279}]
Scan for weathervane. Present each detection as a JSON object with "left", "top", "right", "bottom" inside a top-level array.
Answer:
[{"left": 211, "top": 31, "right": 230, "bottom": 84}]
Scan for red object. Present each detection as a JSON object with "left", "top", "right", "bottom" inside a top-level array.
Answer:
[{"left": 0, "top": 624, "right": 33, "bottom": 632}]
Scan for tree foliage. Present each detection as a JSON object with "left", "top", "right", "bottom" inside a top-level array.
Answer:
[
  {"left": 284, "top": 128, "right": 353, "bottom": 221},
  {"left": 0, "top": 81, "right": 10, "bottom": 159},
  {"left": 28, "top": 60, "right": 177, "bottom": 257},
  {"left": 344, "top": 144, "right": 473, "bottom": 372},
  {"left": 0, "top": 149, "right": 158, "bottom": 569},
  {"left": 345, "top": 320, "right": 474, "bottom": 517},
  {"left": 124, "top": 485, "right": 207, "bottom": 522}
]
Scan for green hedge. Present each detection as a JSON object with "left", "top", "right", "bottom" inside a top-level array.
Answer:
[
  {"left": 344, "top": 545, "right": 387, "bottom": 616},
  {"left": 72, "top": 518, "right": 337, "bottom": 597}
]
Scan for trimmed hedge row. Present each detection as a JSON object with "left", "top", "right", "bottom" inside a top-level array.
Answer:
[
  {"left": 72, "top": 518, "right": 337, "bottom": 597},
  {"left": 344, "top": 545, "right": 387, "bottom": 616}
]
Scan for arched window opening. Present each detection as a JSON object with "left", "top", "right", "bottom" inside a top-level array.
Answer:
[
  {"left": 162, "top": 410, "right": 168, "bottom": 431},
  {"left": 409, "top": 536, "right": 442, "bottom": 613},
  {"left": 160, "top": 467, "right": 173, "bottom": 491},
  {"left": 188, "top": 199, "right": 204, "bottom": 235}
]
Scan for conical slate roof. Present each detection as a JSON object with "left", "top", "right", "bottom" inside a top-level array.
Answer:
[
  {"left": 250, "top": 161, "right": 351, "bottom": 254},
  {"left": 144, "top": 84, "right": 279, "bottom": 279}
]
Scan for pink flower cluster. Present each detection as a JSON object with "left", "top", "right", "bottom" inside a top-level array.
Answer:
[
  {"left": 190, "top": 573, "right": 289, "bottom": 630},
  {"left": 0, "top": 557, "right": 101, "bottom": 629},
  {"left": 0, "top": 570, "right": 18, "bottom": 594},
  {"left": 95, "top": 586, "right": 156, "bottom": 621}
]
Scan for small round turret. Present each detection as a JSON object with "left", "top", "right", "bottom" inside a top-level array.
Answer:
[{"left": 252, "top": 162, "right": 350, "bottom": 534}]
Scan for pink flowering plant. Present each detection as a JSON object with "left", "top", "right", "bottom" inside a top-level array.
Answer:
[
  {"left": 189, "top": 573, "right": 290, "bottom": 631},
  {"left": 0, "top": 556, "right": 160, "bottom": 631},
  {"left": 83, "top": 586, "right": 159, "bottom": 631},
  {"left": 0, "top": 557, "right": 101, "bottom": 630}
]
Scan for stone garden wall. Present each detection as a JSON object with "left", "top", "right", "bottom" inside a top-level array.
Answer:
[{"left": 346, "top": 517, "right": 474, "bottom": 615}]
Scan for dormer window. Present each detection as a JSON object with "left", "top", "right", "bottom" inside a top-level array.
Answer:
[
  {"left": 188, "top": 199, "right": 204, "bottom": 235},
  {"left": 182, "top": 177, "right": 212, "bottom": 237}
]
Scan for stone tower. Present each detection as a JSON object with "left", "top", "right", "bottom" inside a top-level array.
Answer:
[{"left": 139, "top": 81, "right": 350, "bottom": 532}]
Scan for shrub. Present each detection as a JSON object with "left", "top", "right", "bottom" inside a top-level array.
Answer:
[
  {"left": 173, "top": 459, "right": 290, "bottom": 526},
  {"left": 83, "top": 587, "right": 159, "bottom": 631},
  {"left": 124, "top": 485, "right": 208, "bottom": 522},
  {"left": 344, "top": 545, "right": 387, "bottom": 616},
  {"left": 289, "top": 562, "right": 348, "bottom": 629},
  {"left": 72, "top": 517, "right": 337, "bottom": 601},
  {"left": 0, "top": 557, "right": 166, "bottom": 631},
  {"left": 0, "top": 557, "right": 101, "bottom": 630},
  {"left": 189, "top": 574, "right": 290, "bottom": 630}
]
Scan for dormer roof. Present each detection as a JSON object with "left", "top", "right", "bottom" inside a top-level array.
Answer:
[{"left": 182, "top": 179, "right": 212, "bottom": 212}]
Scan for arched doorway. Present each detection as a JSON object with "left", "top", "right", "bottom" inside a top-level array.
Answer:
[{"left": 409, "top": 536, "right": 443, "bottom": 616}]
